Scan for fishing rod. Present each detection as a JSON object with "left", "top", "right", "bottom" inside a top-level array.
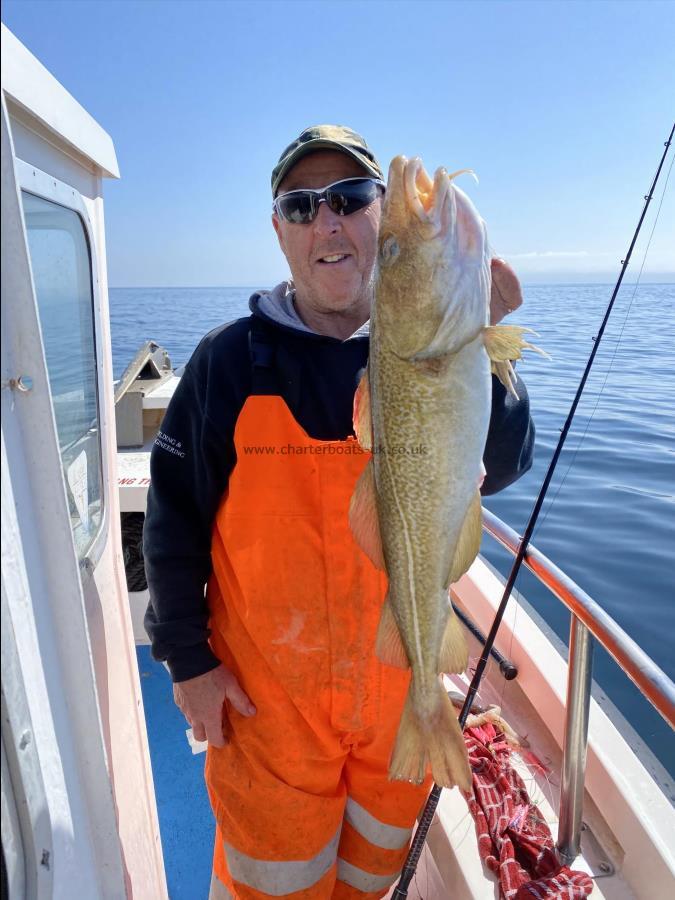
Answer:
[{"left": 391, "top": 121, "right": 675, "bottom": 899}]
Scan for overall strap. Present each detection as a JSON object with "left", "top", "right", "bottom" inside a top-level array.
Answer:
[
  {"left": 248, "top": 316, "right": 304, "bottom": 410},
  {"left": 248, "top": 316, "right": 280, "bottom": 393}
]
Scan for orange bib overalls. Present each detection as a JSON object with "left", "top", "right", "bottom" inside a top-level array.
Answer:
[{"left": 206, "top": 381, "right": 431, "bottom": 899}]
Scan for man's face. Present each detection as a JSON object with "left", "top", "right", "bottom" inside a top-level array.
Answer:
[{"left": 272, "top": 150, "right": 382, "bottom": 318}]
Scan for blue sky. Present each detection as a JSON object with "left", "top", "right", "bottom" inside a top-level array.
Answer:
[{"left": 3, "top": 0, "right": 674, "bottom": 286}]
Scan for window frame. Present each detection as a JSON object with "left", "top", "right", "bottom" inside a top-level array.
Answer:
[{"left": 16, "top": 159, "right": 110, "bottom": 571}]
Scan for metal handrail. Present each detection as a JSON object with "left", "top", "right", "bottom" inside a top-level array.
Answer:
[
  {"left": 482, "top": 507, "right": 675, "bottom": 729},
  {"left": 481, "top": 507, "right": 674, "bottom": 863}
]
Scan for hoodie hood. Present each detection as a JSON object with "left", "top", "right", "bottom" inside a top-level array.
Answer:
[{"left": 250, "top": 281, "right": 370, "bottom": 341}]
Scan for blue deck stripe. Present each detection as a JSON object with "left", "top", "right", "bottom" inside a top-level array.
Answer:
[{"left": 136, "top": 645, "right": 214, "bottom": 899}]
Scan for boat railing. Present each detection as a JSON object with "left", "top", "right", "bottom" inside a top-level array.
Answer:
[{"left": 481, "top": 508, "right": 675, "bottom": 864}]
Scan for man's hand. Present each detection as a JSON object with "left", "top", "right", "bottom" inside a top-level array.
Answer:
[
  {"left": 490, "top": 258, "right": 523, "bottom": 325},
  {"left": 173, "top": 664, "right": 256, "bottom": 748}
]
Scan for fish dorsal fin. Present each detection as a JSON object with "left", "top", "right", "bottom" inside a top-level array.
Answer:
[
  {"left": 445, "top": 490, "right": 483, "bottom": 588},
  {"left": 353, "top": 366, "right": 373, "bottom": 450},
  {"left": 375, "top": 596, "right": 410, "bottom": 669},
  {"left": 349, "top": 460, "right": 385, "bottom": 570}
]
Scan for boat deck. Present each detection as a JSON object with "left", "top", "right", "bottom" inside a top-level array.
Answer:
[
  {"left": 137, "top": 645, "right": 215, "bottom": 899},
  {"left": 136, "top": 645, "right": 448, "bottom": 899}
]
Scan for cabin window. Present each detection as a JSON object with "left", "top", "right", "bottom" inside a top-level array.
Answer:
[{"left": 21, "top": 191, "right": 103, "bottom": 559}]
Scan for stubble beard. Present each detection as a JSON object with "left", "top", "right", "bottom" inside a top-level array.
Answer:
[{"left": 296, "top": 265, "right": 376, "bottom": 323}]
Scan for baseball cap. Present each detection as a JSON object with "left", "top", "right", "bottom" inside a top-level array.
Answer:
[{"left": 271, "top": 125, "right": 384, "bottom": 196}]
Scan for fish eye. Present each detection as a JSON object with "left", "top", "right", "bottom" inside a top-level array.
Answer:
[{"left": 380, "top": 235, "right": 400, "bottom": 265}]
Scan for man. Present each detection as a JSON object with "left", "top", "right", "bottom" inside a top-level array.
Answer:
[{"left": 144, "top": 125, "right": 534, "bottom": 900}]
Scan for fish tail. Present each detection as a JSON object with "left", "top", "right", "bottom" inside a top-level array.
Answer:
[{"left": 389, "top": 678, "right": 472, "bottom": 791}]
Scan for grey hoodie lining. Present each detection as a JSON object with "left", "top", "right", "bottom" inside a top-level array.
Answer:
[{"left": 250, "top": 281, "right": 370, "bottom": 340}]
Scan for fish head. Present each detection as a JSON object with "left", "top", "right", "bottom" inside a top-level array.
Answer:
[{"left": 375, "top": 155, "right": 491, "bottom": 359}]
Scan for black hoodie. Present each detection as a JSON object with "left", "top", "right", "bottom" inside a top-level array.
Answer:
[{"left": 143, "top": 285, "right": 535, "bottom": 682}]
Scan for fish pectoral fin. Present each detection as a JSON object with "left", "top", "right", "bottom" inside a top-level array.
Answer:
[
  {"left": 375, "top": 596, "right": 410, "bottom": 669},
  {"left": 352, "top": 365, "right": 373, "bottom": 450},
  {"left": 349, "top": 460, "right": 386, "bottom": 570},
  {"left": 445, "top": 491, "right": 483, "bottom": 588},
  {"left": 483, "top": 324, "right": 549, "bottom": 399},
  {"left": 439, "top": 606, "right": 468, "bottom": 674},
  {"left": 491, "top": 359, "right": 519, "bottom": 399},
  {"left": 482, "top": 324, "right": 547, "bottom": 362}
]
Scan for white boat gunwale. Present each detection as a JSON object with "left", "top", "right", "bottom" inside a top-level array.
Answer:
[{"left": 447, "top": 548, "right": 675, "bottom": 893}]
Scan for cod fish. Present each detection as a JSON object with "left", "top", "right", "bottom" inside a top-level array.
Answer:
[{"left": 350, "top": 155, "right": 542, "bottom": 790}]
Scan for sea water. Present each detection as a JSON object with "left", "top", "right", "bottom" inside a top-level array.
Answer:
[{"left": 110, "top": 283, "right": 675, "bottom": 782}]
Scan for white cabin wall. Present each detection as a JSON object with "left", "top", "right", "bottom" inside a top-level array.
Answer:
[
  {"left": 9, "top": 105, "right": 101, "bottom": 202},
  {"left": 11, "top": 133, "right": 167, "bottom": 898},
  {"left": 87, "top": 184, "right": 169, "bottom": 897},
  {"left": 3, "top": 27, "right": 168, "bottom": 894},
  {"left": 2, "top": 97, "right": 126, "bottom": 896},
  {"left": 2, "top": 434, "right": 103, "bottom": 899}
]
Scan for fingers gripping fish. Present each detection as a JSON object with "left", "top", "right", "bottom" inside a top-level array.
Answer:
[{"left": 349, "top": 156, "right": 544, "bottom": 790}]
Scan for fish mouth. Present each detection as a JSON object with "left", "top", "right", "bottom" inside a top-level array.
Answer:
[
  {"left": 386, "top": 156, "right": 474, "bottom": 237},
  {"left": 406, "top": 157, "right": 451, "bottom": 236},
  {"left": 404, "top": 158, "right": 438, "bottom": 215}
]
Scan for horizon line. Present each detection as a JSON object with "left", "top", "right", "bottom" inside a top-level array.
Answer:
[{"left": 109, "top": 280, "right": 675, "bottom": 290}]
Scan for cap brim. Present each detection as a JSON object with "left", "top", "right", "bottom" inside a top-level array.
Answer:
[{"left": 272, "top": 139, "right": 382, "bottom": 195}]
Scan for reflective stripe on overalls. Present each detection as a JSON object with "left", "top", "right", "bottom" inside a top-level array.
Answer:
[{"left": 207, "top": 325, "right": 431, "bottom": 899}]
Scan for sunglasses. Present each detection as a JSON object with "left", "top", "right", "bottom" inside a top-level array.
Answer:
[{"left": 273, "top": 177, "right": 386, "bottom": 224}]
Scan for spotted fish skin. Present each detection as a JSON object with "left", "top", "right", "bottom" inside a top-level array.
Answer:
[{"left": 350, "top": 155, "right": 493, "bottom": 789}]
